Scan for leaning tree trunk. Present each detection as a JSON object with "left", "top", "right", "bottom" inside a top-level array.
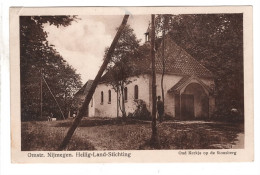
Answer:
[
  {"left": 59, "top": 14, "right": 130, "bottom": 150},
  {"left": 150, "top": 14, "right": 160, "bottom": 148}
]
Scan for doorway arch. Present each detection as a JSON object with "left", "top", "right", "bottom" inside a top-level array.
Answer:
[{"left": 181, "top": 83, "right": 209, "bottom": 120}]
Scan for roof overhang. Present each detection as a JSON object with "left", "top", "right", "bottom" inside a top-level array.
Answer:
[{"left": 168, "top": 75, "right": 214, "bottom": 95}]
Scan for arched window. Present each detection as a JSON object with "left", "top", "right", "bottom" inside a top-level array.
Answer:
[
  {"left": 124, "top": 87, "right": 128, "bottom": 101},
  {"left": 108, "top": 90, "right": 111, "bottom": 103},
  {"left": 134, "top": 85, "right": 139, "bottom": 99},
  {"left": 101, "top": 91, "right": 104, "bottom": 104}
]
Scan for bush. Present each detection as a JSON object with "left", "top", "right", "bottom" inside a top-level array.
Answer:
[
  {"left": 211, "top": 109, "right": 244, "bottom": 123},
  {"left": 130, "top": 99, "right": 151, "bottom": 121},
  {"left": 163, "top": 113, "right": 174, "bottom": 121}
]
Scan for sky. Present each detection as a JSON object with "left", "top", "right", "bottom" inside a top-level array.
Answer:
[{"left": 44, "top": 15, "right": 150, "bottom": 83}]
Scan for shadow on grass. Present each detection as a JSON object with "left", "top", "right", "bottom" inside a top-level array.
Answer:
[
  {"left": 22, "top": 119, "right": 244, "bottom": 151},
  {"left": 54, "top": 117, "right": 148, "bottom": 128},
  {"left": 21, "top": 121, "right": 96, "bottom": 151}
]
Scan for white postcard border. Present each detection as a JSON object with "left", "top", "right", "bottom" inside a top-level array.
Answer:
[{"left": 9, "top": 6, "right": 254, "bottom": 164}]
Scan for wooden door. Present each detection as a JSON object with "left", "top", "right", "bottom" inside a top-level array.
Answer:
[{"left": 181, "top": 94, "right": 194, "bottom": 120}]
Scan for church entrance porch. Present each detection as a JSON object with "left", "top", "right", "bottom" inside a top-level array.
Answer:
[
  {"left": 169, "top": 76, "right": 214, "bottom": 120},
  {"left": 180, "top": 83, "right": 209, "bottom": 120}
]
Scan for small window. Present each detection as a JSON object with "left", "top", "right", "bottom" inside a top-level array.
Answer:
[
  {"left": 134, "top": 85, "right": 139, "bottom": 99},
  {"left": 91, "top": 98, "right": 93, "bottom": 107},
  {"left": 108, "top": 90, "right": 111, "bottom": 103},
  {"left": 101, "top": 91, "right": 104, "bottom": 104},
  {"left": 124, "top": 87, "right": 128, "bottom": 101}
]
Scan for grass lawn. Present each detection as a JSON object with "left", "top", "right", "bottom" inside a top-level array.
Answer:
[{"left": 21, "top": 118, "right": 244, "bottom": 151}]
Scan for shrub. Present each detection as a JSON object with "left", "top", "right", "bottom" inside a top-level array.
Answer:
[
  {"left": 130, "top": 99, "right": 151, "bottom": 121},
  {"left": 211, "top": 109, "right": 244, "bottom": 123},
  {"left": 163, "top": 113, "right": 174, "bottom": 121}
]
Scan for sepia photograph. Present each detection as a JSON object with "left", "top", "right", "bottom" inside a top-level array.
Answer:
[{"left": 9, "top": 6, "right": 253, "bottom": 163}]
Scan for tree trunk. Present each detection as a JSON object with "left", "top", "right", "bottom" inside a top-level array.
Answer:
[
  {"left": 161, "top": 18, "right": 166, "bottom": 115},
  {"left": 120, "top": 84, "right": 127, "bottom": 119},
  {"left": 118, "top": 89, "right": 122, "bottom": 114},
  {"left": 150, "top": 14, "right": 160, "bottom": 148},
  {"left": 40, "top": 69, "right": 43, "bottom": 119},
  {"left": 64, "top": 82, "right": 67, "bottom": 119},
  {"left": 117, "top": 86, "right": 119, "bottom": 118},
  {"left": 59, "top": 14, "right": 129, "bottom": 150}
]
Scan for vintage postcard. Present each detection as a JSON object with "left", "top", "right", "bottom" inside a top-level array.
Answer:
[{"left": 10, "top": 6, "right": 253, "bottom": 163}]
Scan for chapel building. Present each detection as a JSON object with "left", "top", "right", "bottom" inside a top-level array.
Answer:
[{"left": 73, "top": 35, "right": 215, "bottom": 120}]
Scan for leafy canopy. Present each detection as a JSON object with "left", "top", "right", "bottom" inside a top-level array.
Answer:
[{"left": 20, "top": 16, "right": 82, "bottom": 121}]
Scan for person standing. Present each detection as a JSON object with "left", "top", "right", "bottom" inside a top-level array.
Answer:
[{"left": 157, "top": 96, "right": 164, "bottom": 123}]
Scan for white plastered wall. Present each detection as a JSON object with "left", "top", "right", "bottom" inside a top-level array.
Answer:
[
  {"left": 155, "top": 73, "right": 183, "bottom": 117},
  {"left": 91, "top": 74, "right": 214, "bottom": 118},
  {"left": 92, "top": 74, "right": 150, "bottom": 117}
]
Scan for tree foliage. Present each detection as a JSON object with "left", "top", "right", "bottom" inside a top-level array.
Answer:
[
  {"left": 158, "top": 14, "right": 244, "bottom": 117},
  {"left": 20, "top": 16, "right": 82, "bottom": 121},
  {"left": 104, "top": 25, "right": 141, "bottom": 118}
]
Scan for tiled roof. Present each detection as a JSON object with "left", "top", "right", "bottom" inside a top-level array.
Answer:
[
  {"left": 100, "top": 35, "right": 213, "bottom": 82},
  {"left": 74, "top": 80, "right": 94, "bottom": 97},
  {"left": 83, "top": 80, "right": 94, "bottom": 95},
  {"left": 168, "top": 76, "right": 190, "bottom": 93},
  {"left": 155, "top": 36, "right": 213, "bottom": 78},
  {"left": 72, "top": 80, "right": 93, "bottom": 108},
  {"left": 100, "top": 71, "right": 113, "bottom": 83}
]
